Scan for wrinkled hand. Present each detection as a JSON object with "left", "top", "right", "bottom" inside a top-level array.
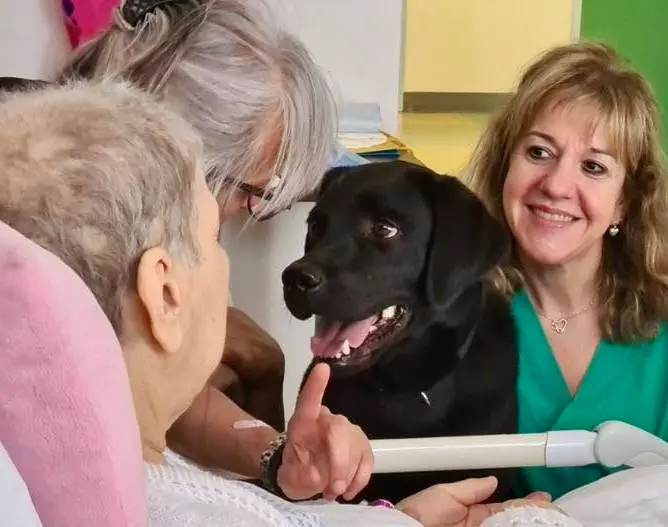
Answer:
[
  {"left": 396, "top": 477, "right": 555, "bottom": 527},
  {"left": 277, "top": 363, "right": 373, "bottom": 501}
]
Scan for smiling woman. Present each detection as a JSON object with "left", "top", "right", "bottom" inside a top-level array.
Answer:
[
  {"left": 502, "top": 103, "right": 626, "bottom": 269},
  {"left": 463, "top": 41, "right": 668, "bottom": 500}
]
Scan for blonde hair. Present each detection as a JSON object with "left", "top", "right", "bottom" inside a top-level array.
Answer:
[
  {"left": 60, "top": 0, "right": 337, "bottom": 219},
  {"left": 0, "top": 80, "right": 202, "bottom": 335},
  {"left": 463, "top": 41, "right": 668, "bottom": 343}
]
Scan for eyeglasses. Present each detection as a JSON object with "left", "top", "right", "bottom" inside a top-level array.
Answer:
[{"left": 220, "top": 175, "right": 291, "bottom": 222}]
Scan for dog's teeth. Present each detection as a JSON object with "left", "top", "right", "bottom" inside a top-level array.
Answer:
[
  {"left": 382, "top": 306, "right": 396, "bottom": 319},
  {"left": 341, "top": 340, "right": 351, "bottom": 355},
  {"left": 369, "top": 325, "right": 377, "bottom": 333},
  {"left": 335, "top": 351, "right": 342, "bottom": 359}
]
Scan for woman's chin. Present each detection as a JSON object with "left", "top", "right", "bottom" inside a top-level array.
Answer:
[
  {"left": 516, "top": 233, "right": 585, "bottom": 267},
  {"left": 524, "top": 249, "right": 577, "bottom": 267},
  {"left": 513, "top": 220, "right": 588, "bottom": 263}
]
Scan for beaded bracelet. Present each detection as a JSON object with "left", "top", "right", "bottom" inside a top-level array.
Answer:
[
  {"left": 259, "top": 432, "right": 288, "bottom": 496},
  {"left": 260, "top": 434, "right": 397, "bottom": 509}
]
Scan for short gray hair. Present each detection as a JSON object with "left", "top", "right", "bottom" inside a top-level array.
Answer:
[
  {"left": 61, "top": 0, "right": 337, "bottom": 219},
  {"left": 0, "top": 80, "right": 202, "bottom": 334}
]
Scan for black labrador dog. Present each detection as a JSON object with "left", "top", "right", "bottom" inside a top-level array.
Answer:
[{"left": 282, "top": 160, "right": 518, "bottom": 503}]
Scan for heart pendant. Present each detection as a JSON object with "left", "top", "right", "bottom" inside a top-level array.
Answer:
[{"left": 551, "top": 318, "right": 567, "bottom": 333}]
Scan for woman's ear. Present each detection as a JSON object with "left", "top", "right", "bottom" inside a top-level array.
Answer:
[{"left": 135, "top": 247, "right": 185, "bottom": 354}]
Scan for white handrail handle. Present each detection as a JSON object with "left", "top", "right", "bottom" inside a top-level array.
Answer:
[{"left": 370, "top": 431, "right": 598, "bottom": 473}]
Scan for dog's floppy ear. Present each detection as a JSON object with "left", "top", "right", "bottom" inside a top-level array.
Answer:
[
  {"left": 421, "top": 171, "right": 510, "bottom": 310},
  {"left": 317, "top": 165, "right": 350, "bottom": 198}
]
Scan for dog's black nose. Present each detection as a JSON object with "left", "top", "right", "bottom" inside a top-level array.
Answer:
[{"left": 282, "top": 263, "right": 325, "bottom": 293}]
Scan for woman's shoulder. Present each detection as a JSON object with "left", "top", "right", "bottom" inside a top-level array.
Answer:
[{"left": 607, "top": 322, "right": 668, "bottom": 353}]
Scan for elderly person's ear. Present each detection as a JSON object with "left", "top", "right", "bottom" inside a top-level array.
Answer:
[{"left": 136, "top": 246, "right": 186, "bottom": 354}]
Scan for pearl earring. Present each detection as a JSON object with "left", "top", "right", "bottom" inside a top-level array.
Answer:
[{"left": 608, "top": 223, "right": 620, "bottom": 237}]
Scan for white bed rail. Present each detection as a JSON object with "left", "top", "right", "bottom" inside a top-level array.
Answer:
[{"left": 370, "top": 421, "right": 668, "bottom": 474}]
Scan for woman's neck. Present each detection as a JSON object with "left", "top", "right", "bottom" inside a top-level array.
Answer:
[
  {"left": 520, "top": 251, "right": 601, "bottom": 318},
  {"left": 122, "top": 343, "right": 176, "bottom": 465},
  {"left": 134, "top": 389, "right": 169, "bottom": 465}
]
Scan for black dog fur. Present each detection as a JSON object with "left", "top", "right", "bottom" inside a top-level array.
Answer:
[{"left": 282, "top": 160, "right": 518, "bottom": 503}]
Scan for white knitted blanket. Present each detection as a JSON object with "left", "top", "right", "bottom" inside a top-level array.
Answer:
[
  {"left": 146, "top": 457, "right": 581, "bottom": 527},
  {"left": 145, "top": 450, "right": 420, "bottom": 527}
]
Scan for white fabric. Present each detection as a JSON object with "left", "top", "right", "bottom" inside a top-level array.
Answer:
[
  {"left": 481, "top": 464, "right": 668, "bottom": 527},
  {"left": 557, "top": 464, "right": 668, "bottom": 526},
  {"left": 146, "top": 450, "right": 420, "bottom": 527},
  {"left": 0, "top": 442, "right": 42, "bottom": 527},
  {"left": 147, "top": 450, "right": 668, "bottom": 527}
]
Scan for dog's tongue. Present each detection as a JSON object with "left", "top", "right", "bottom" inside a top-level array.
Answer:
[{"left": 311, "top": 316, "right": 377, "bottom": 358}]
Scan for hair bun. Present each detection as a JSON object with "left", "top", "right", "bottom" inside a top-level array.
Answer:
[{"left": 120, "top": 0, "right": 192, "bottom": 28}]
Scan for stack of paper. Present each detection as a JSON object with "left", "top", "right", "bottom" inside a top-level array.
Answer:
[{"left": 337, "top": 101, "right": 414, "bottom": 161}]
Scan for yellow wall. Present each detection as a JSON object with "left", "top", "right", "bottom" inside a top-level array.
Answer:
[{"left": 404, "top": 0, "right": 576, "bottom": 93}]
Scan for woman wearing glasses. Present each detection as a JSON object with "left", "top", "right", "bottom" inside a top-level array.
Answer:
[{"left": 58, "top": 0, "right": 369, "bottom": 503}]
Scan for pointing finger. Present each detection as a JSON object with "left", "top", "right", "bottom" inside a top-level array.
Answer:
[{"left": 292, "top": 363, "right": 330, "bottom": 425}]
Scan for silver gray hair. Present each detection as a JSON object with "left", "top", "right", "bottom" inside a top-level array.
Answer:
[
  {"left": 0, "top": 80, "right": 202, "bottom": 335},
  {"left": 61, "top": 0, "right": 337, "bottom": 219}
]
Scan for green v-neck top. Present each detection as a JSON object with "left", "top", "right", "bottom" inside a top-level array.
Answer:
[{"left": 512, "top": 290, "right": 668, "bottom": 499}]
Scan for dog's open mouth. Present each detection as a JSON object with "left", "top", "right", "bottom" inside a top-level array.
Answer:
[{"left": 311, "top": 305, "right": 411, "bottom": 365}]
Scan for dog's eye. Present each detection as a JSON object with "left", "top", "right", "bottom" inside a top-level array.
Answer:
[{"left": 371, "top": 220, "right": 399, "bottom": 239}]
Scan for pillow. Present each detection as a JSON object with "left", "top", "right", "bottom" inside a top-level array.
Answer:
[
  {"left": 0, "top": 441, "right": 42, "bottom": 526},
  {"left": 0, "top": 222, "right": 146, "bottom": 526}
]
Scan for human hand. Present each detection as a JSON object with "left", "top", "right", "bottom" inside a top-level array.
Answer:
[
  {"left": 277, "top": 363, "right": 373, "bottom": 501},
  {"left": 396, "top": 477, "right": 554, "bottom": 527},
  {"left": 483, "top": 494, "right": 561, "bottom": 522}
]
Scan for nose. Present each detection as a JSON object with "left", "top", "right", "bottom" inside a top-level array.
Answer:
[
  {"left": 218, "top": 193, "right": 247, "bottom": 222},
  {"left": 540, "top": 159, "right": 576, "bottom": 199},
  {"left": 282, "top": 262, "right": 325, "bottom": 294}
]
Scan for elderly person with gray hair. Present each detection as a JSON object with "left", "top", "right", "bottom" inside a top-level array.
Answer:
[
  {"left": 0, "top": 79, "right": 377, "bottom": 526},
  {"left": 0, "top": 79, "right": 567, "bottom": 527},
  {"left": 57, "top": 0, "right": 343, "bottom": 492}
]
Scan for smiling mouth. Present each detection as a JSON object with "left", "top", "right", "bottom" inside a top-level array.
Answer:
[
  {"left": 529, "top": 205, "right": 579, "bottom": 223},
  {"left": 311, "top": 305, "right": 411, "bottom": 366}
]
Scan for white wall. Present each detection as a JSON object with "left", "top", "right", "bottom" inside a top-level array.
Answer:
[
  {"left": 270, "top": 0, "right": 405, "bottom": 135},
  {"left": 0, "top": 0, "right": 70, "bottom": 79},
  {"left": 223, "top": 206, "right": 316, "bottom": 418},
  {"left": 226, "top": 0, "right": 405, "bottom": 418}
]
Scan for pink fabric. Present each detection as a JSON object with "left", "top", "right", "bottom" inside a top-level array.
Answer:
[
  {"left": 0, "top": 222, "right": 146, "bottom": 526},
  {"left": 62, "top": 0, "right": 119, "bottom": 48}
]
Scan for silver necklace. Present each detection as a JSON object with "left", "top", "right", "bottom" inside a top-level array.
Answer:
[{"left": 534, "top": 291, "right": 599, "bottom": 334}]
